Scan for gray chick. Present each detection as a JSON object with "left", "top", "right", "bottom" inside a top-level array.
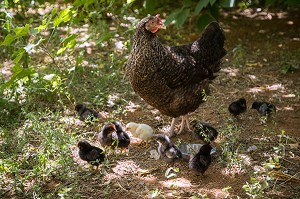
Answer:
[{"left": 155, "top": 134, "right": 182, "bottom": 165}]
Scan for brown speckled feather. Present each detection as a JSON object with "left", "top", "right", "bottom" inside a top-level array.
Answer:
[{"left": 126, "top": 16, "right": 226, "bottom": 118}]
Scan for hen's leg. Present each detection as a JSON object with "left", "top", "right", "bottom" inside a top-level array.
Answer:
[
  {"left": 185, "top": 115, "right": 191, "bottom": 131},
  {"left": 177, "top": 116, "right": 186, "bottom": 134},
  {"left": 177, "top": 115, "right": 191, "bottom": 134},
  {"left": 169, "top": 118, "right": 177, "bottom": 137}
]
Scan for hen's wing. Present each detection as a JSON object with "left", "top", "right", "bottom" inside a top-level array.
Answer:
[
  {"left": 159, "top": 48, "right": 208, "bottom": 89},
  {"left": 158, "top": 22, "right": 226, "bottom": 89}
]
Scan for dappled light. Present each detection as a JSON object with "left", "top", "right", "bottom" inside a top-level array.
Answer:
[{"left": 159, "top": 177, "right": 192, "bottom": 188}]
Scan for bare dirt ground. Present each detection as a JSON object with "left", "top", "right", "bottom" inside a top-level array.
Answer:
[{"left": 67, "top": 9, "right": 300, "bottom": 198}]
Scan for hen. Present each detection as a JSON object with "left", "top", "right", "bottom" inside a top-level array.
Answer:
[
  {"left": 78, "top": 140, "right": 106, "bottom": 170},
  {"left": 126, "top": 15, "right": 226, "bottom": 136}
]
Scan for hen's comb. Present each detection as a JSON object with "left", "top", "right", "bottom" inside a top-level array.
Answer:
[{"left": 155, "top": 14, "right": 163, "bottom": 24}]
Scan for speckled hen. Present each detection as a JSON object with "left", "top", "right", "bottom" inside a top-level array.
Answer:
[{"left": 125, "top": 15, "right": 226, "bottom": 136}]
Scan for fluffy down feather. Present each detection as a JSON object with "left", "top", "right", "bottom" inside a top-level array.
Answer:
[{"left": 125, "top": 122, "right": 154, "bottom": 144}]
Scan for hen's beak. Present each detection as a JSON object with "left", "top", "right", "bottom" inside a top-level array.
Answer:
[
  {"left": 155, "top": 14, "right": 166, "bottom": 30},
  {"left": 158, "top": 23, "right": 166, "bottom": 30}
]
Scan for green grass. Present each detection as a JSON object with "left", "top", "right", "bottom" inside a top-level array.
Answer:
[{"left": 0, "top": 109, "right": 79, "bottom": 198}]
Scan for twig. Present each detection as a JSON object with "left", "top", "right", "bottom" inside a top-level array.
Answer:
[
  {"left": 116, "top": 181, "right": 128, "bottom": 192},
  {"left": 282, "top": 157, "right": 298, "bottom": 165},
  {"left": 124, "top": 148, "right": 151, "bottom": 159}
]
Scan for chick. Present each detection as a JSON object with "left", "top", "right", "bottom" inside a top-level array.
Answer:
[
  {"left": 75, "top": 104, "right": 99, "bottom": 123},
  {"left": 191, "top": 120, "right": 218, "bottom": 143},
  {"left": 251, "top": 101, "right": 276, "bottom": 116},
  {"left": 228, "top": 98, "right": 247, "bottom": 117},
  {"left": 125, "top": 122, "right": 154, "bottom": 147},
  {"left": 155, "top": 134, "right": 182, "bottom": 165},
  {"left": 78, "top": 140, "right": 106, "bottom": 170},
  {"left": 189, "top": 144, "right": 212, "bottom": 175},
  {"left": 98, "top": 123, "right": 116, "bottom": 147},
  {"left": 112, "top": 121, "right": 130, "bottom": 153}
]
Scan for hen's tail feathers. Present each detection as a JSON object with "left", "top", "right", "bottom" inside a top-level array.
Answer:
[{"left": 192, "top": 21, "right": 227, "bottom": 79}]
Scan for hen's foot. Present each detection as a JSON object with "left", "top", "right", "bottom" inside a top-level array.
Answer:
[{"left": 177, "top": 115, "right": 191, "bottom": 134}]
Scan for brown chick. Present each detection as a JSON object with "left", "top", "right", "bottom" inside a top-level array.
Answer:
[{"left": 98, "top": 123, "right": 116, "bottom": 147}]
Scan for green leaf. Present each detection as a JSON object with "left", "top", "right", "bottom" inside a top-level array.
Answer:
[
  {"left": 145, "top": 0, "right": 156, "bottom": 13},
  {"left": 12, "top": 63, "right": 23, "bottom": 73},
  {"left": 35, "top": 16, "right": 52, "bottom": 32},
  {"left": 62, "top": 34, "right": 78, "bottom": 46},
  {"left": 195, "top": 0, "right": 210, "bottom": 15},
  {"left": 209, "top": 4, "right": 219, "bottom": 19},
  {"left": 1, "top": 34, "right": 16, "bottom": 46},
  {"left": 210, "top": 0, "right": 217, "bottom": 6},
  {"left": 165, "top": 9, "right": 181, "bottom": 25},
  {"left": 197, "top": 13, "right": 215, "bottom": 30},
  {"left": 176, "top": 8, "right": 190, "bottom": 27},
  {"left": 96, "top": 32, "right": 114, "bottom": 44},
  {"left": 53, "top": 17, "right": 62, "bottom": 27},
  {"left": 57, "top": 47, "right": 67, "bottom": 55},
  {"left": 54, "top": 8, "right": 76, "bottom": 27},
  {"left": 66, "top": 39, "right": 77, "bottom": 49},
  {"left": 183, "top": 0, "right": 192, "bottom": 7},
  {"left": 13, "top": 48, "right": 26, "bottom": 64},
  {"left": 51, "top": 7, "right": 58, "bottom": 17},
  {"left": 84, "top": 0, "right": 97, "bottom": 7},
  {"left": 73, "top": 0, "right": 85, "bottom": 7},
  {"left": 14, "top": 24, "right": 30, "bottom": 37},
  {"left": 1, "top": 67, "right": 36, "bottom": 91},
  {"left": 127, "top": 0, "right": 136, "bottom": 4},
  {"left": 219, "top": 0, "right": 235, "bottom": 7}
]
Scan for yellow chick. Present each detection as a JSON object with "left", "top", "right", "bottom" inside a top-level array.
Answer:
[{"left": 125, "top": 122, "right": 154, "bottom": 147}]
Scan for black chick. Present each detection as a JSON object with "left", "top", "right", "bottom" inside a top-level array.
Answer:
[
  {"left": 189, "top": 144, "right": 212, "bottom": 175},
  {"left": 191, "top": 120, "right": 218, "bottom": 143},
  {"left": 112, "top": 121, "right": 130, "bottom": 153},
  {"left": 228, "top": 98, "right": 247, "bottom": 117},
  {"left": 98, "top": 123, "right": 116, "bottom": 147},
  {"left": 75, "top": 104, "right": 99, "bottom": 123},
  {"left": 78, "top": 140, "right": 106, "bottom": 170},
  {"left": 251, "top": 101, "right": 276, "bottom": 116},
  {"left": 155, "top": 134, "right": 182, "bottom": 165}
]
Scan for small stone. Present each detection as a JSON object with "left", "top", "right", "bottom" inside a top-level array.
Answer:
[{"left": 247, "top": 145, "right": 258, "bottom": 153}]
